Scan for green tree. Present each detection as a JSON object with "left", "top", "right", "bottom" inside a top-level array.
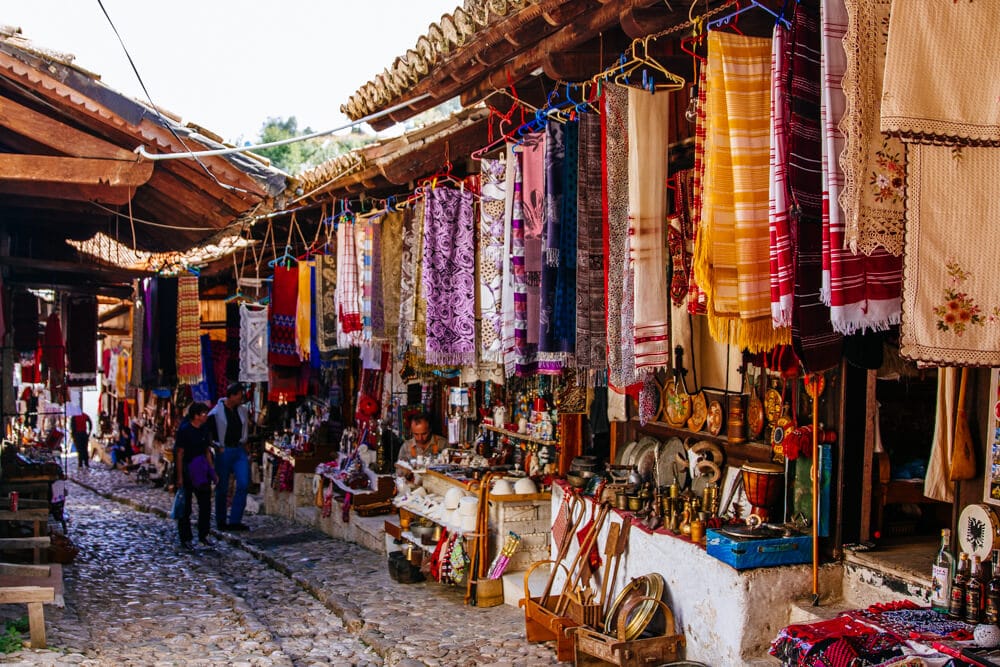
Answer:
[{"left": 254, "top": 117, "right": 376, "bottom": 175}]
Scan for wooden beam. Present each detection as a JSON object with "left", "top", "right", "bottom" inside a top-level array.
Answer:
[
  {"left": 0, "top": 181, "right": 134, "bottom": 205},
  {"left": 0, "top": 255, "right": 150, "bottom": 280},
  {"left": 0, "top": 155, "right": 152, "bottom": 187},
  {"left": 619, "top": 5, "right": 677, "bottom": 39},
  {"left": 0, "top": 96, "right": 136, "bottom": 160}
]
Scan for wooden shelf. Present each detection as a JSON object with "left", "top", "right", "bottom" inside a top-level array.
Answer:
[
  {"left": 481, "top": 424, "right": 558, "bottom": 448},
  {"left": 624, "top": 418, "right": 774, "bottom": 466}
]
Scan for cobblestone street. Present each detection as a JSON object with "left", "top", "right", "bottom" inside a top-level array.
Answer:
[{"left": 1, "top": 467, "right": 559, "bottom": 666}]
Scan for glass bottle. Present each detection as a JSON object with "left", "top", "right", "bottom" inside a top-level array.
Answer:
[
  {"left": 931, "top": 528, "right": 956, "bottom": 613},
  {"left": 949, "top": 552, "right": 970, "bottom": 619},
  {"left": 986, "top": 550, "right": 1000, "bottom": 624},
  {"left": 966, "top": 554, "right": 986, "bottom": 624}
]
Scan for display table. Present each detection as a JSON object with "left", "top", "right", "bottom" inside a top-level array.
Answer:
[
  {"left": 548, "top": 484, "right": 843, "bottom": 665},
  {"left": 262, "top": 443, "right": 326, "bottom": 520}
]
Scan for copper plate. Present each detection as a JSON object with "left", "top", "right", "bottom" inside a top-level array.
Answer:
[
  {"left": 688, "top": 391, "right": 708, "bottom": 432},
  {"left": 663, "top": 379, "right": 692, "bottom": 428},
  {"left": 707, "top": 400, "right": 723, "bottom": 436}
]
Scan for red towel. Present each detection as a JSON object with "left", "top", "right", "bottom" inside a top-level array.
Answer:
[{"left": 268, "top": 266, "right": 299, "bottom": 367}]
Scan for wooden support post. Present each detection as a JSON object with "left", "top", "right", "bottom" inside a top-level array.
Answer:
[
  {"left": 859, "top": 369, "right": 878, "bottom": 542},
  {"left": 27, "top": 601, "right": 45, "bottom": 648}
]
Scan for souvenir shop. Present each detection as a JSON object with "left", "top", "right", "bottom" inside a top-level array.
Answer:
[{"left": 245, "top": 0, "right": 1000, "bottom": 664}]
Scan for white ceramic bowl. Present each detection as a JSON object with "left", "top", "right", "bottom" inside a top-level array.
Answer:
[
  {"left": 460, "top": 513, "right": 477, "bottom": 532},
  {"left": 514, "top": 477, "right": 538, "bottom": 494},
  {"left": 458, "top": 497, "right": 479, "bottom": 516},
  {"left": 444, "top": 487, "right": 463, "bottom": 510},
  {"left": 492, "top": 479, "right": 514, "bottom": 495}
]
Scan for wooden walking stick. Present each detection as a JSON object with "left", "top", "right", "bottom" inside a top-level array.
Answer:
[
  {"left": 811, "top": 375, "right": 820, "bottom": 605},
  {"left": 541, "top": 494, "right": 584, "bottom": 607}
]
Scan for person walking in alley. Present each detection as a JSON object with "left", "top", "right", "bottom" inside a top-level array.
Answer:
[
  {"left": 174, "top": 402, "right": 215, "bottom": 548},
  {"left": 70, "top": 407, "right": 93, "bottom": 470},
  {"left": 208, "top": 383, "right": 251, "bottom": 531}
]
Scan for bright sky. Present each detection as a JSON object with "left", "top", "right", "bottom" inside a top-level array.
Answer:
[{"left": 4, "top": 0, "right": 461, "bottom": 144}]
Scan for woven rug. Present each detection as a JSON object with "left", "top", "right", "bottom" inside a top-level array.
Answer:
[
  {"left": 380, "top": 210, "right": 404, "bottom": 338},
  {"left": 315, "top": 254, "right": 338, "bottom": 354},
  {"left": 901, "top": 143, "right": 1000, "bottom": 366},
  {"left": 294, "top": 261, "right": 312, "bottom": 361},
  {"left": 603, "top": 84, "right": 631, "bottom": 387},
  {"left": 175, "top": 276, "right": 202, "bottom": 384},
  {"left": 239, "top": 304, "right": 268, "bottom": 383},
  {"left": 479, "top": 157, "right": 507, "bottom": 364},
  {"left": 839, "top": 0, "right": 905, "bottom": 256},
  {"left": 268, "top": 266, "right": 299, "bottom": 367},
  {"left": 421, "top": 186, "right": 476, "bottom": 366},
  {"left": 65, "top": 295, "right": 98, "bottom": 386},
  {"left": 694, "top": 31, "right": 790, "bottom": 353},
  {"left": 628, "top": 87, "right": 671, "bottom": 371},
  {"left": 575, "top": 111, "right": 606, "bottom": 370},
  {"left": 881, "top": 1, "right": 1000, "bottom": 146},
  {"left": 789, "top": 4, "right": 842, "bottom": 373}
]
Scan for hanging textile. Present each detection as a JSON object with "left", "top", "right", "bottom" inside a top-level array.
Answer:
[
  {"left": 130, "top": 283, "right": 143, "bottom": 387},
  {"left": 397, "top": 207, "right": 419, "bottom": 353},
  {"left": 479, "top": 157, "right": 507, "bottom": 364},
  {"left": 268, "top": 364, "right": 306, "bottom": 404},
  {"left": 501, "top": 146, "right": 518, "bottom": 377},
  {"left": 628, "top": 87, "right": 671, "bottom": 372},
  {"left": 359, "top": 222, "right": 374, "bottom": 341},
  {"left": 788, "top": 5, "right": 842, "bottom": 373},
  {"left": 309, "top": 263, "right": 322, "bottom": 370},
  {"left": 175, "top": 275, "right": 202, "bottom": 384},
  {"left": 694, "top": 31, "right": 790, "bottom": 352},
  {"left": 381, "top": 210, "right": 404, "bottom": 339},
  {"left": 412, "top": 203, "right": 429, "bottom": 356},
  {"left": 115, "top": 350, "right": 128, "bottom": 396},
  {"left": 900, "top": 143, "right": 1000, "bottom": 366},
  {"left": 687, "top": 66, "right": 709, "bottom": 316},
  {"left": 11, "top": 291, "right": 38, "bottom": 354},
  {"left": 371, "top": 222, "right": 385, "bottom": 338},
  {"left": 880, "top": 2, "right": 1000, "bottom": 147},
  {"left": 421, "top": 186, "right": 477, "bottom": 366},
  {"left": 295, "top": 260, "right": 313, "bottom": 361},
  {"left": 669, "top": 170, "right": 698, "bottom": 380},
  {"left": 538, "top": 121, "right": 578, "bottom": 374},
  {"left": 620, "top": 226, "right": 638, "bottom": 388},
  {"left": 521, "top": 131, "right": 545, "bottom": 350},
  {"left": 211, "top": 338, "right": 229, "bottom": 397},
  {"left": 239, "top": 303, "right": 269, "bottom": 383},
  {"left": 575, "top": 111, "right": 606, "bottom": 371},
  {"left": 156, "top": 277, "right": 178, "bottom": 387},
  {"left": 65, "top": 295, "right": 98, "bottom": 387},
  {"left": 335, "top": 221, "right": 362, "bottom": 338},
  {"left": 924, "top": 368, "right": 958, "bottom": 503},
  {"left": 840, "top": 0, "right": 905, "bottom": 256},
  {"left": 190, "top": 334, "right": 214, "bottom": 403},
  {"left": 268, "top": 265, "right": 299, "bottom": 367},
  {"left": 768, "top": 23, "right": 794, "bottom": 329},
  {"left": 513, "top": 134, "right": 542, "bottom": 376},
  {"left": 825, "top": 0, "right": 902, "bottom": 335},
  {"left": 315, "top": 254, "right": 338, "bottom": 355},
  {"left": 141, "top": 278, "right": 158, "bottom": 386},
  {"left": 225, "top": 301, "right": 240, "bottom": 384},
  {"left": 603, "top": 85, "right": 631, "bottom": 387},
  {"left": 42, "top": 312, "right": 66, "bottom": 400}
]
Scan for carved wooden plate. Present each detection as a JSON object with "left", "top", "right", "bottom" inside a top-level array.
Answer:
[
  {"left": 663, "top": 379, "right": 692, "bottom": 428},
  {"left": 687, "top": 391, "right": 708, "bottom": 432},
  {"left": 707, "top": 400, "right": 723, "bottom": 436}
]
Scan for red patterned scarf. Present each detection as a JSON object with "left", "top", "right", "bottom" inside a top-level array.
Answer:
[{"left": 268, "top": 265, "right": 299, "bottom": 367}]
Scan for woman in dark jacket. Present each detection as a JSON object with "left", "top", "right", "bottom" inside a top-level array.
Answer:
[{"left": 174, "top": 402, "right": 215, "bottom": 548}]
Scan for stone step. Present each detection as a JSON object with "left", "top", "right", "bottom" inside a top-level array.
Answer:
[
  {"left": 787, "top": 595, "right": 858, "bottom": 625},
  {"left": 842, "top": 544, "right": 932, "bottom": 609},
  {"left": 502, "top": 564, "right": 550, "bottom": 608}
]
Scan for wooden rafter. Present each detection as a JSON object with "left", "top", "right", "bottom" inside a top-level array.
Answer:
[
  {"left": 0, "top": 154, "right": 152, "bottom": 187},
  {"left": 0, "top": 95, "right": 136, "bottom": 160}
]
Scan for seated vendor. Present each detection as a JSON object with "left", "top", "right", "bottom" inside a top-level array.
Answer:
[{"left": 396, "top": 413, "right": 446, "bottom": 468}]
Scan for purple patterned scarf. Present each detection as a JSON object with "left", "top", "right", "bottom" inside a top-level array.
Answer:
[
  {"left": 576, "top": 111, "right": 606, "bottom": 370},
  {"left": 421, "top": 187, "right": 476, "bottom": 366}
]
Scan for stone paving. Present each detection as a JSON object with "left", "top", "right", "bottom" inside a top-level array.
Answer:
[{"left": 2, "top": 464, "right": 560, "bottom": 666}]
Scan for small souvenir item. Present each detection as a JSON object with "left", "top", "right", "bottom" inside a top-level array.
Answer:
[
  {"left": 688, "top": 391, "right": 708, "bottom": 432},
  {"left": 664, "top": 379, "right": 692, "bottom": 428},
  {"left": 764, "top": 380, "right": 783, "bottom": 423},
  {"left": 771, "top": 405, "right": 794, "bottom": 462},
  {"left": 747, "top": 371, "right": 765, "bottom": 439},
  {"left": 707, "top": 400, "right": 723, "bottom": 436}
]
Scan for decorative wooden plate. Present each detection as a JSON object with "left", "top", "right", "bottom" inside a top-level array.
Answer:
[
  {"left": 764, "top": 384, "right": 783, "bottom": 423},
  {"left": 707, "top": 400, "right": 723, "bottom": 436},
  {"left": 747, "top": 388, "right": 765, "bottom": 439},
  {"left": 687, "top": 391, "right": 708, "bottom": 432},
  {"left": 663, "top": 379, "right": 691, "bottom": 428}
]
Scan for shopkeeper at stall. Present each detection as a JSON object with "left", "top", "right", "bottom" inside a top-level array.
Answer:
[{"left": 396, "top": 413, "right": 446, "bottom": 467}]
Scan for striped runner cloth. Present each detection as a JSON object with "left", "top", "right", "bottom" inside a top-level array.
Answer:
[
  {"left": 695, "top": 30, "right": 790, "bottom": 353},
  {"left": 768, "top": 23, "right": 793, "bottom": 329},
  {"left": 175, "top": 276, "right": 203, "bottom": 384}
]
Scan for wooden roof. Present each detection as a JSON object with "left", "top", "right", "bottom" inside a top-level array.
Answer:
[
  {"left": 341, "top": 0, "right": 711, "bottom": 130},
  {"left": 0, "top": 26, "right": 288, "bottom": 293}
]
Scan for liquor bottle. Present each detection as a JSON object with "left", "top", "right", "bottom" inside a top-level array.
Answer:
[
  {"left": 931, "top": 529, "right": 956, "bottom": 613},
  {"left": 966, "top": 555, "right": 986, "bottom": 624},
  {"left": 986, "top": 550, "right": 1000, "bottom": 624},
  {"left": 949, "top": 552, "right": 970, "bottom": 619}
]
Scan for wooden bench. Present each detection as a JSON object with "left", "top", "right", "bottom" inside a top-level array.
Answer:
[
  {"left": 0, "top": 585, "right": 55, "bottom": 647},
  {"left": 0, "top": 537, "right": 51, "bottom": 564}
]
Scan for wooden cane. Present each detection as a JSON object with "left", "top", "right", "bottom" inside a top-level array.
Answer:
[
  {"left": 555, "top": 503, "right": 610, "bottom": 616},
  {"left": 811, "top": 376, "right": 820, "bottom": 605},
  {"left": 540, "top": 494, "right": 585, "bottom": 606}
]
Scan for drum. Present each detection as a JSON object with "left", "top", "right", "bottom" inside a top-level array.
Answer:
[
  {"left": 958, "top": 503, "right": 1000, "bottom": 561},
  {"left": 741, "top": 462, "right": 784, "bottom": 523}
]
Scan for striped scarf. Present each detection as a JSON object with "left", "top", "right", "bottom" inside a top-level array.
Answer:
[
  {"left": 575, "top": 111, "right": 606, "bottom": 369},
  {"left": 294, "top": 260, "right": 312, "bottom": 361},
  {"left": 695, "top": 31, "right": 790, "bottom": 352},
  {"left": 175, "top": 276, "right": 202, "bottom": 384}
]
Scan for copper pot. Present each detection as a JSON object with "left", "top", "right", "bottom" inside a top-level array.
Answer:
[
  {"left": 727, "top": 394, "right": 745, "bottom": 445},
  {"left": 616, "top": 492, "right": 629, "bottom": 510},
  {"left": 627, "top": 495, "right": 642, "bottom": 512}
]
